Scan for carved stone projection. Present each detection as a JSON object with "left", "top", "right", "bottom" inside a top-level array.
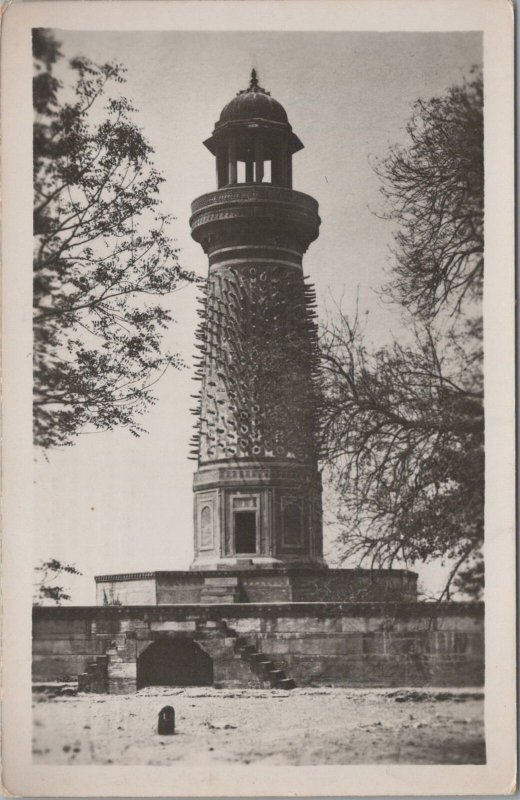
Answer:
[{"left": 189, "top": 71, "right": 325, "bottom": 571}]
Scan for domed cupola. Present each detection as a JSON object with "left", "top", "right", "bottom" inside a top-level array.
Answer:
[
  {"left": 219, "top": 70, "right": 289, "bottom": 124},
  {"left": 203, "top": 70, "right": 303, "bottom": 188}
]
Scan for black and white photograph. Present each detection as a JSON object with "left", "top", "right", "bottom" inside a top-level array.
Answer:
[{"left": 1, "top": 0, "right": 515, "bottom": 796}]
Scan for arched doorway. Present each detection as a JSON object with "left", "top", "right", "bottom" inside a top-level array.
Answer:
[{"left": 137, "top": 638, "right": 213, "bottom": 689}]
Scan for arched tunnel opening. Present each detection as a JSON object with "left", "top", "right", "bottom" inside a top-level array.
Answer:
[{"left": 136, "top": 638, "right": 214, "bottom": 689}]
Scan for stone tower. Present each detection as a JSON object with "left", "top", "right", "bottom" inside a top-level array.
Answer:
[
  {"left": 189, "top": 71, "right": 325, "bottom": 571},
  {"left": 94, "top": 72, "right": 418, "bottom": 607}
]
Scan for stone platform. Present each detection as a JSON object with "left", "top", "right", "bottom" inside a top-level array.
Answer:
[
  {"left": 32, "top": 601, "right": 484, "bottom": 693},
  {"left": 95, "top": 567, "right": 418, "bottom": 606}
]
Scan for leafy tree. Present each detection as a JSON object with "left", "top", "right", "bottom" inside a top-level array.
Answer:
[
  {"left": 33, "top": 558, "right": 82, "bottom": 605},
  {"left": 33, "top": 29, "right": 195, "bottom": 448},
  {"left": 320, "top": 70, "right": 483, "bottom": 599}
]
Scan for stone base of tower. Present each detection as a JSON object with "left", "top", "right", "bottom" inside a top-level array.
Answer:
[
  {"left": 95, "top": 567, "right": 418, "bottom": 606},
  {"left": 192, "top": 461, "right": 325, "bottom": 571}
]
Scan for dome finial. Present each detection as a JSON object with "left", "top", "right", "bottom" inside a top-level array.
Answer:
[{"left": 235, "top": 71, "right": 271, "bottom": 98}]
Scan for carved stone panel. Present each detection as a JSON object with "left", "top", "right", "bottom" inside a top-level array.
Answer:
[
  {"left": 281, "top": 495, "right": 304, "bottom": 549},
  {"left": 194, "top": 491, "right": 217, "bottom": 556}
]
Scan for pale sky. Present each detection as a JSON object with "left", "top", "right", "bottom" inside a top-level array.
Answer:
[{"left": 34, "top": 30, "right": 482, "bottom": 603}]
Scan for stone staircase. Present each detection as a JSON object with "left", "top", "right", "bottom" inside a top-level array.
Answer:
[
  {"left": 200, "top": 576, "right": 241, "bottom": 603},
  {"left": 201, "top": 618, "right": 296, "bottom": 690},
  {"left": 78, "top": 655, "right": 108, "bottom": 693},
  {"left": 77, "top": 615, "right": 296, "bottom": 693},
  {"left": 233, "top": 636, "right": 296, "bottom": 689},
  {"left": 78, "top": 635, "right": 134, "bottom": 694}
]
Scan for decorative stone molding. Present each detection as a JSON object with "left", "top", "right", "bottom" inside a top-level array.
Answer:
[{"left": 191, "top": 185, "right": 318, "bottom": 215}]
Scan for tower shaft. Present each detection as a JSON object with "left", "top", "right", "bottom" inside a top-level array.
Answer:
[{"left": 189, "top": 77, "right": 324, "bottom": 571}]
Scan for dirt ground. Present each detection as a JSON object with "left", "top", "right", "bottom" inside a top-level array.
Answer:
[{"left": 33, "top": 686, "right": 485, "bottom": 766}]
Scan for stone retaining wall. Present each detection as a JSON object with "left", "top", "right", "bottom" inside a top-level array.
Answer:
[{"left": 33, "top": 602, "right": 484, "bottom": 689}]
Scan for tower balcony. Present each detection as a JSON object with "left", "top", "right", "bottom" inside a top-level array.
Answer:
[{"left": 190, "top": 184, "right": 320, "bottom": 262}]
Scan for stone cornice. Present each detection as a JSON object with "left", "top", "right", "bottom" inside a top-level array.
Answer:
[
  {"left": 94, "top": 567, "right": 417, "bottom": 583},
  {"left": 33, "top": 600, "right": 484, "bottom": 620},
  {"left": 194, "top": 462, "right": 321, "bottom": 490}
]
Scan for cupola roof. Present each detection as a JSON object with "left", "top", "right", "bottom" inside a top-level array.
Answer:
[{"left": 218, "top": 69, "right": 289, "bottom": 125}]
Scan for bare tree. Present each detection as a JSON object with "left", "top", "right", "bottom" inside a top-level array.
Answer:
[
  {"left": 320, "top": 70, "right": 484, "bottom": 599},
  {"left": 376, "top": 68, "right": 483, "bottom": 319},
  {"left": 320, "top": 308, "right": 483, "bottom": 598}
]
